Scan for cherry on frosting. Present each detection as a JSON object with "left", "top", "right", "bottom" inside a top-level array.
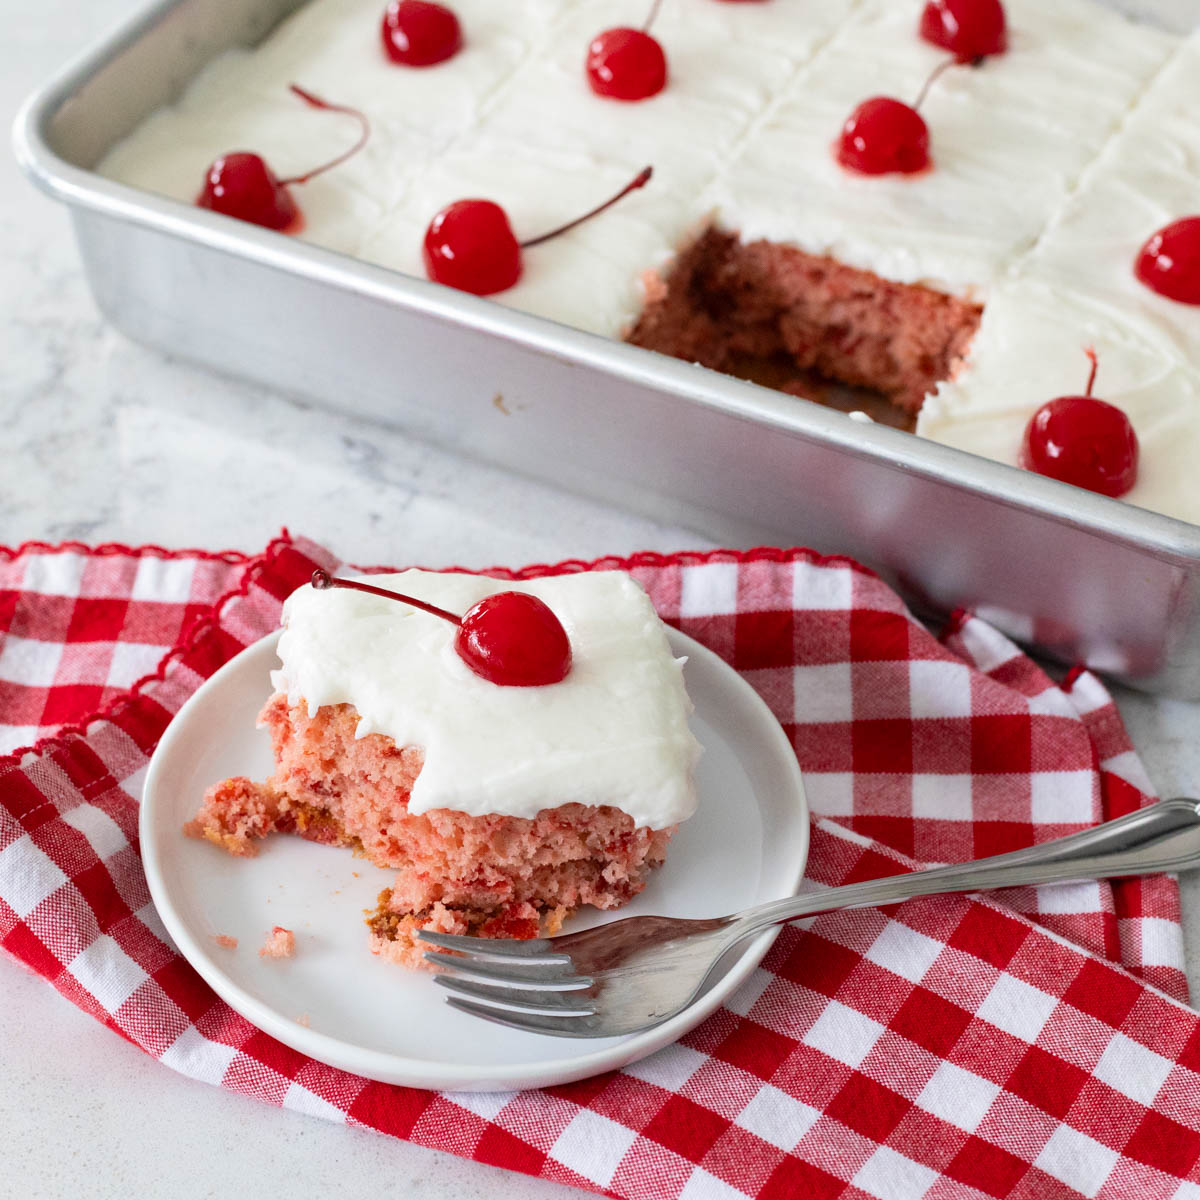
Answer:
[
  {"left": 1020, "top": 348, "right": 1139, "bottom": 498},
  {"left": 919, "top": 0, "right": 1007, "bottom": 63},
  {"left": 196, "top": 85, "right": 369, "bottom": 230},
  {"left": 311, "top": 569, "right": 572, "bottom": 687},
  {"left": 586, "top": 29, "right": 667, "bottom": 100},
  {"left": 197, "top": 153, "right": 299, "bottom": 230},
  {"left": 837, "top": 98, "right": 930, "bottom": 175},
  {"left": 456, "top": 593, "right": 573, "bottom": 687},
  {"left": 381, "top": 0, "right": 462, "bottom": 67},
  {"left": 1135, "top": 217, "right": 1200, "bottom": 305},
  {"left": 586, "top": 0, "right": 667, "bottom": 101},
  {"left": 423, "top": 166, "right": 653, "bottom": 296},
  {"left": 423, "top": 200, "right": 522, "bottom": 295},
  {"left": 836, "top": 61, "right": 950, "bottom": 176}
]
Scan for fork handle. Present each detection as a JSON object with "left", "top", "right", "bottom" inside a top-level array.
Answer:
[{"left": 727, "top": 797, "right": 1200, "bottom": 942}]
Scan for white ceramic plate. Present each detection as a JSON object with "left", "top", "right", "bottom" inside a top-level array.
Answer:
[{"left": 141, "top": 629, "right": 808, "bottom": 1092}]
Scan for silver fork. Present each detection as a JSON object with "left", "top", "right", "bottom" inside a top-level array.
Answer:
[{"left": 418, "top": 798, "right": 1200, "bottom": 1038}]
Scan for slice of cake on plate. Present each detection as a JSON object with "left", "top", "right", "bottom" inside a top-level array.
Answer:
[{"left": 187, "top": 568, "right": 701, "bottom": 967}]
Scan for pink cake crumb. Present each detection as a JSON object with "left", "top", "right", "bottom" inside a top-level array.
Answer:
[
  {"left": 369, "top": 900, "right": 469, "bottom": 970},
  {"left": 259, "top": 926, "right": 295, "bottom": 958},
  {"left": 213, "top": 935, "right": 238, "bottom": 949},
  {"left": 186, "top": 776, "right": 282, "bottom": 857}
]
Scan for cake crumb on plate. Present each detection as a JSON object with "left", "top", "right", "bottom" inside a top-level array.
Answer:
[{"left": 259, "top": 926, "right": 295, "bottom": 958}]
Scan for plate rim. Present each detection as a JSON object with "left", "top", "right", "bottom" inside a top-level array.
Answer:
[{"left": 140, "top": 626, "right": 809, "bottom": 1091}]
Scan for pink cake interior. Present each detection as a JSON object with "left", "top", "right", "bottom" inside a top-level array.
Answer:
[
  {"left": 187, "top": 694, "right": 676, "bottom": 967},
  {"left": 629, "top": 227, "right": 983, "bottom": 418}
]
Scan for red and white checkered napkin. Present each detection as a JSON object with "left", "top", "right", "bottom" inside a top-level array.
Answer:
[{"left": 2, "top": 533, "right": 1198, "bottom": 1200}]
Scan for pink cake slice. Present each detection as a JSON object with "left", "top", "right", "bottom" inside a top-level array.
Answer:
[{"left": 186, "top": 568, "right": 699, "bottom": 969}]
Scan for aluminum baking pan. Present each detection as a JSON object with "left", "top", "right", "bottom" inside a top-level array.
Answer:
[{"left": 14, "top": 0, "right": 1200, "bottom": 696}]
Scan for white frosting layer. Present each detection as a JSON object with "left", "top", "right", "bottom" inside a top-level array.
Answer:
[
  {"left": 1020, "top": 33, "right": 1200, "bottom": 372},
  {"left": 271, "top": 570, "right": 701, "bottom": 829},
  {"left": 98, "top": 0, "right": 1200, "bottom": 524},
  {"left": 917, "top": 29, "right": 1200, "bottom": 525},
  {"left": 918, "top": 280, "right": 1200, "bottom": 523},
  {"left": 713, "top": 0, "right": 1175, "bottom": 297},
  {"left": 100, "top": 0, "right": 860, "bottom": 338}
]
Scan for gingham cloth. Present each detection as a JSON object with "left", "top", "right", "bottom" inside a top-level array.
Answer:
[{"left": 2, "top": 532, "right": 1198, "bottom": 1200}]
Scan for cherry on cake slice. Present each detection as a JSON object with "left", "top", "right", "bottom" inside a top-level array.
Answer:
[{"left": 186, "top": 568, "right": 701, "bottom": 968}]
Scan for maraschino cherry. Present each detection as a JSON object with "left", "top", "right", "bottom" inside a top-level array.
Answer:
[
  {"left": 919, "top": 0, "right": 1007, "bottom": 63},
  {"left": 836, "top": 60, "right": 951, "bottom": 175},
  {"left": 381, "top": 0, "right": 462, "bottom": 67},
  {"left": 197, "top": 153, "right": 299, "bottom": 230},
  {"left": 196, "top": 85, "right": 369, "bottom": 230},
  {"left": 586, "top": 0, "right": 667, "bottom": 101},
  {"left": 311, "top": 569, "right": 572, "bottom": 687},
  {"left": 1135, "top": 217, "right": 1200, "bottom": 305},
  {"left": 837, "top": 99, "right": 929, "bottom": 175},
  {"left": 1020, "top": 348, "right": 1139, "bottom": 498},
  {"left": 423, "top": 165, "right": 653, "bottom": 295}
]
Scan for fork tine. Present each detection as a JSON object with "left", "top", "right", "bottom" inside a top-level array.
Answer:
[
  {"left": 423, "top": 952, "right": 590, "bottom": 988},
  {"left": 414, "top": 930, "right": 570, "bottom": 962},
  {"left": 445, "top": 997, "right": 606, "bottom": 1038},
  {"left": 432, "top": 974, "right": 596, "bottom": 1016}
]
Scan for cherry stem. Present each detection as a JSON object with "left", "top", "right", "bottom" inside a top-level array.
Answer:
[
  {"left": 1082, "top": 346, "right": 1099, "bottom": 398},
  {"left": 311, "top": 568, "right": 462, "bottom": 626},
  {"left": 912, "top": 58, "right": 954, "bottom": 111},
  {"left": 278, "top": 85, "right": 371, "bottom": 187},
  {"left": 520, "top": 166, "right": 653, "bottom": 249},
  {"left": 643, "top": 0, "right": 664, "bottom": 33}
]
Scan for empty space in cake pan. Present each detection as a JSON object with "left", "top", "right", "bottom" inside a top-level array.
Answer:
[{"left": 14, "top": 0, "right": 1200, "bottom": 697}]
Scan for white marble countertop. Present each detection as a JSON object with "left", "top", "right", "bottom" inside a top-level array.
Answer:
[{"left": 3, "top": 2, "right": 1199, "bottom": 1197}]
